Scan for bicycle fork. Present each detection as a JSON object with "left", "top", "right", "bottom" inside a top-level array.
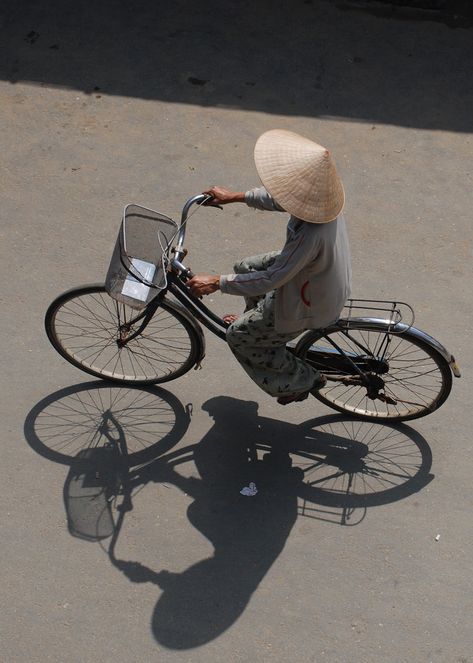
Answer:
[{"left": 115, "top": 296, "right": 163, "bottom": 347}]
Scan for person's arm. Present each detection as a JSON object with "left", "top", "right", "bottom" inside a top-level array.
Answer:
[
  {"left": 203, "top": 185, "right": 285, "bottom": 211},
  {"left": 187, "top": 273, "right": 220, "bottom": 297},
  {"left": 202, "top": 186, "right": 246, "bottom": 206},
  {"left": 244, "top": 187, "right": 285, "bottom": 212},
  {"left": 188, "top": 226, "right": 320, "bottom": 299},
  {"left": 219, "top": 225, "right": 320, "bottom": 297}
]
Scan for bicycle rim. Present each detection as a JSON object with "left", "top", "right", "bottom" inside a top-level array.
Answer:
[
  {"left": 45, "top": 284, "right": 201, "bottom": 384},
  {"left": 296, "top": 324, "right": 452, "bottom": 421}
]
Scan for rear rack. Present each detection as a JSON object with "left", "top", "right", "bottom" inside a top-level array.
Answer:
[{"left": 342, "top": 299, "right": 415, "bottom": 332}]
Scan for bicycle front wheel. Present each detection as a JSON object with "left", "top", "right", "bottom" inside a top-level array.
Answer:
[
  {"left": 294, "top": 322, "right": 452, "bottom": 422},
  {"left": 45, "top": 284, "right": 202, "bottom": 385}
]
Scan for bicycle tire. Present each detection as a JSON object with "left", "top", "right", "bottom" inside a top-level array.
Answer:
[
  {"left": 294, "top": 321, "right": 452, "bottom": 422},
  {"left": 45, "top": 284, "right": 202, "bottom": 385}
]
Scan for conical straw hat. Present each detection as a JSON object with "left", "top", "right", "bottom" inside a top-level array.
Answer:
[{"left": 254, "top": 130, "right": 345, "bottom": 223}]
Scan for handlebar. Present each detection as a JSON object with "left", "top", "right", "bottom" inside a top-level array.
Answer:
[{"left": 171, "top": 193, "right": 214, "bottom": 274}]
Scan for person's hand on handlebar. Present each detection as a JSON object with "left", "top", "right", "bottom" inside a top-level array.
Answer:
[
  {"left": 187, "top": 274, "right": 220, "bottom": 297},
  {"left": 203, "top": 186, "right": 246, "bottom": 207}
]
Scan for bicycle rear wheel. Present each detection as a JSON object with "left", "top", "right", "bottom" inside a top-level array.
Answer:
[
  {"left": 45, "top": 284, "right": 202, "bottom": 385},
  {"left": 294, "top": 322, "right": 452, "bottom": 422}
]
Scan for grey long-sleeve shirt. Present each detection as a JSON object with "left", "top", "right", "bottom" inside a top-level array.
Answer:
[{"left": 219, "top": 187, "right": 352, "bottom": 333}]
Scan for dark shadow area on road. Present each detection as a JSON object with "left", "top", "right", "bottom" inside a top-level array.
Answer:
[
  {"left": 2, "top": 0, "right": 472, "bottom": 131},
  {"left": 339, "top": 0, "right": 473, "bottom": 28},
  {"left": 25, "top": 384, "right": 434, "bottom": 649}
]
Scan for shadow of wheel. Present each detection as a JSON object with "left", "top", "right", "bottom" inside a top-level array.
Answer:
[
  {"left": 265, "top": 414, "right": 433, "bottom": 513},
  {"left": 24, "top": 380, "right": 190, "bottom": 467}
]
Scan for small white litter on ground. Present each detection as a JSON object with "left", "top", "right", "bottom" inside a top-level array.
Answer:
[{"left": 240, "top": 482, "right": 258, "bottom": 497}]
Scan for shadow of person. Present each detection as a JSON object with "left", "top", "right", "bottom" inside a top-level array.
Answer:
[
  {"left": 150, "top": 396, "right": 303, "bottom": 649},
  {"left": 137, "top": 396, "right": 432, "bottom": 649}
]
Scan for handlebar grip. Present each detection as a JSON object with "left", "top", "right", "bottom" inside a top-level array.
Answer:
[{"left": 202, "top": 193, "right": 223, "bottom": 210}]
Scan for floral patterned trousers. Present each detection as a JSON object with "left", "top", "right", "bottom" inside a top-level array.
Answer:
[{"left": 226, "top": 252, "right": 319, "bottom": 398}]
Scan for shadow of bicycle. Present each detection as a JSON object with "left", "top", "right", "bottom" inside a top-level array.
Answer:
[
  {"left": 24, "top": 381, "right": 191, "bottom": 539},
  {"left": 24, "top": 384, "right": 434, "bottom": 648}
]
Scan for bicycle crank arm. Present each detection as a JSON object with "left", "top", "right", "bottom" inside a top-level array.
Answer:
[
  {"left": 375, "top": 392, "right": 398, "bottom": 405},
  {"left": 325, "top": 375, "right": 361, "bottom": 385}
]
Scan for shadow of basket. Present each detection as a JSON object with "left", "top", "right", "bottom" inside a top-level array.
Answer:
[{"left": 25, "top": 380, "right": 191, "bottom": 541}]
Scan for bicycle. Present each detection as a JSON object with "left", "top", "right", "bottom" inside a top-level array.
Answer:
[{"left": 45, "top": 194, "right": 461, "bottom": 422}]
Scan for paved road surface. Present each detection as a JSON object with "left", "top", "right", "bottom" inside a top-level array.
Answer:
[{"left": 1, "top": 1, "right": 472, "bottom": 661}]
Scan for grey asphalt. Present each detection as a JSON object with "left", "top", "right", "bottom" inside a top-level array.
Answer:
[{"left": 1, "top": 1, "right": 472, "bottom": 661}]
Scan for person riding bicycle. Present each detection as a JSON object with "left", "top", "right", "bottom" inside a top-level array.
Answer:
[{"left": 187, "top": 129, "right": 351, "bottom": 405}]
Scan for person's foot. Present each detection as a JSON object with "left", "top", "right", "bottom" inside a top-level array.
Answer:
[
  {"left": 276, "top": 374, "right": 327, "bottom": 405},
  {"left": 310, "top": 373, "right": 327, "bottom": 392},
  {"left": 223, "top": 313, "right": 239, "bottom": 324},
  {"left": 277, "top": 391, "right": 310, "bottom": 405}
]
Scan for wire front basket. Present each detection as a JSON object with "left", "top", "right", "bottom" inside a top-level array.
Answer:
[
  {"left": 341, "top": 299, "right": 415, "bottom": 333},
  {"left": 106, "top": 204, "right": 178, "bottom": 309}
]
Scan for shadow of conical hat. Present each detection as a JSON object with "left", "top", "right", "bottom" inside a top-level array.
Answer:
[{"left": 254, "top": 130, "right": 345, "bottom": 224}]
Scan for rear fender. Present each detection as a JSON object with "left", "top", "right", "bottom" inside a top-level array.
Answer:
[{"left": 292, "top": 318, "right": 461, "bottom": 378}]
